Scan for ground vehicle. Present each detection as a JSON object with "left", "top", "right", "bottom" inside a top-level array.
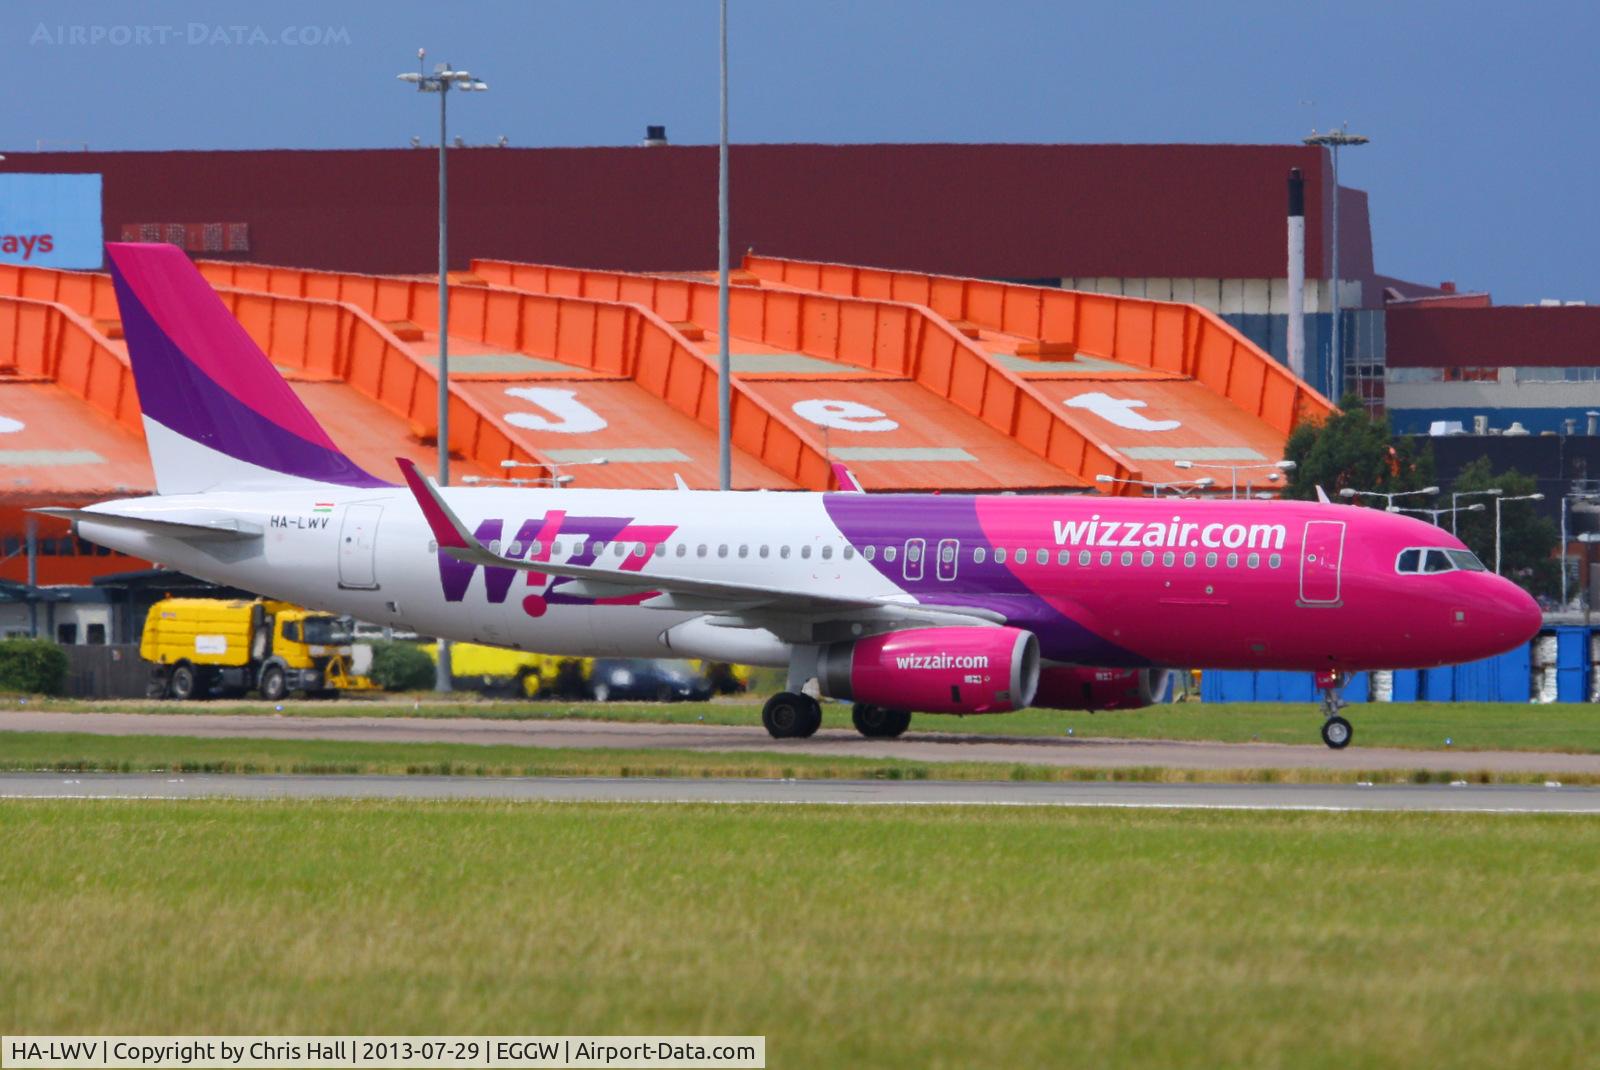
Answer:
[
  {"left": 589, "top": 658, "right": 714, "bottom": 703},
  {"left": 422, "top": 641, "right": 591, "bottom": 698},
  {"left": 141, "top": 597, "right": 376, "bottom": 700}
]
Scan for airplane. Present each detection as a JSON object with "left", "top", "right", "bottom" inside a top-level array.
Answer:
[{"left": 45, "top": 243, "right": 1543, "bottom": 749}]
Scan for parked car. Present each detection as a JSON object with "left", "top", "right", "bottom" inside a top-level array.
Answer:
[{"left": 588, "top": 658, "right": 713, "bottom": 703}]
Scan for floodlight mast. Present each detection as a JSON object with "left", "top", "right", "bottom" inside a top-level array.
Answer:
[
  {"left": 397, "top": 47, "right": 488, "bottom": 692},
  {"left": 1302, "top": 124, "right": 1368, "bottom": 401}
]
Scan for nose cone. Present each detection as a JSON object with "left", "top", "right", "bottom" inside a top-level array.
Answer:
[{"left": 1495, "top": 577, "right": 1544, "bottom": 648}]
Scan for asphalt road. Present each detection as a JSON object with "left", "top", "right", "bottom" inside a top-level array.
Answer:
[
  {"left": 4, "top": 710, "right": 1600, "bottom": 775},
  {"left": 0, "top": 772, "right": 1594, "bottom": 812}
]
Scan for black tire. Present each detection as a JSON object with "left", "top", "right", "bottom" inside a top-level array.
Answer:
[
  {"left": 852, "top": 703, "right": 912, "bottom": 739},
  {"left": 1321, "top": 715, "right": 1353, "bottom": 750},
  {"left": 655, "top": 683, "right": 676, "bottom": 703},
  {"left": 762, "top": 691, "right": 819, "bottom": 739},
  {"left": 169, "top": 663, "right": 199, "bottom": 701},
  {"left": 259, "top": 664, "right": 288, "bottom": 703}
]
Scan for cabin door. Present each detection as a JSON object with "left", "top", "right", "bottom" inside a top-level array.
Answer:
[
  {"left": 338, "top": 504, "right": 383, "bottom": 589},
  {"left": 1298, "top": 520, "right": 1345, "bottom": 605}
]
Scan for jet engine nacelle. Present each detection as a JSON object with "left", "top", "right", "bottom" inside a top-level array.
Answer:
[
  {"left": 1033, "top": 665, "right": 1172, "bottom": 711},
  {"left": 816, "top": 626, "right": 1039, "bottom": 714}
]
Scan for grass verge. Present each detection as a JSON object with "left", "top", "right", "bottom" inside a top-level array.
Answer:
[
  {"left": 1, "top": 800, "right": 1597, "bottom": 1068},
  {"left": 12, "top": 695, "right": 1600, "bottom": 753},
  {"left": 0, "top": 731, "right": 1595, "bottom": 786}
]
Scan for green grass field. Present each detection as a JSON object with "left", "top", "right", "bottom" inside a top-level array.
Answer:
[
  {"left": 2, "top": 801, "right": 1597, "bottom": 1068},
  {"left": 0, "top": 731, "right": 1591, "bottom": 785},
  {"left": 17, "top": 695, "right": 1600, "bottom": 753}
]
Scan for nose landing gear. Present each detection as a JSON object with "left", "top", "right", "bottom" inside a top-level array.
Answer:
[{"left": 1316, "top": 669, "right": 1353, "bottom": 749}]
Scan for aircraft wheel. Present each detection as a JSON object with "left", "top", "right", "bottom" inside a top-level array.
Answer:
[
  {"left": 169, "top": 664, "right": 199, "bottom": 701},
  {"left": 259, "top": 664, "right": 288, "bottom": 703},
  {"left": 852, "top": 703, "right": 912, "bottom": 739},
  {"left": 1321, "top": 715, "right": 1353, "bottom": 750},
  {"left": 763, "top": 692, "right": 820, "bottom": 739}
]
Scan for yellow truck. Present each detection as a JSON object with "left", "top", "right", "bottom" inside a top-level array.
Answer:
[
  {"left": 141, "top": 597, "right": 376, "bottom": 701},
  {"left": 423, "top": 641, "right": 591, "bottom": 698}
]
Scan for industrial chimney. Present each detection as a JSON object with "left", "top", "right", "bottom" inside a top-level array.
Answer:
[{"left": 1286, "top": 168, "right": 1306, "bottom": 381}]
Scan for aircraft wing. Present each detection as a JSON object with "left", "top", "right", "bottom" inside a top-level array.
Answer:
[{"left": 397, "top": 459, "right": 1002, "bottom": 629}]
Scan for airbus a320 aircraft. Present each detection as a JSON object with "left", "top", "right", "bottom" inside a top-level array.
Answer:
[{"left": 49, "top": 244, "right": 1543, "bottom": 748}]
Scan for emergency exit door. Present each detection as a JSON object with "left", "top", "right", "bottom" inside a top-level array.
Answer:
[
  {"left": 1298, "top": 520, "right": 1345, "bottom": 605},
  {"left": 338, "top": 504, "right": 383, "bottom": 589}
]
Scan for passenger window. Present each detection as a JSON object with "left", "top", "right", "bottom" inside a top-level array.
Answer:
[
  {"left": 843, "top": 546, "right": 854, "bottom": 559},
  {"left": 1162, "top": 551, "right": 1175, "bottom": 567},
  {"left": 1396, "top": 548, "right": 1421, "bottom": 573},
  {"left": 616, "top": 543, "right": 628, "bottom": 557},
  {"left": 1206, "top": 552, "right": 1218, "bottom": 568},
  {"left": 974, "top": 547, "right": 987, "bottom": 564},
  {"left": 884, "top": 546, "right": 898, "bottom": 563},
  {"left": 738, "top": 545, "right": 749, "bottom": 558},
  {"left": 675, "top": 544, "right": 686, "bottom": 557},
  {"left": 1226, "top": 553, "right": 1239, "bottom": 568},
  {"left": 1183, "top": 551, "right": 1196, "bottom": 567},
  {"left": 509, "top": 541, "right": 525, "bottom": 556},
  {"left": 801, "top": 546, "right": 812, "bottom": 559},
  {"left": 1120, "top": 551, "right": 1133, "bottom": 566},
  {"left": 1058, "top": 549, "right": 1072, "bottom": 565},
  {"left": 572, "top": 540, "right": 586, "bottom": 556},
  {"left": 907, "top": 543, "right": 922, "bottom": 562},
  {"left": 634, "top": 544, "right": 648, "bottom": 558},
  {"left": 1269, "top": 553, "right": 1281, "bottom": 568},
  {"left": 1036, "top": 548, "right": 1049, "bottom": 565},
  {"left": 697, "top": 545, "right": 708, "bottom": 558},
  {"left": 488, "top": 539, "right": 502, "bottom": 555},
  {"left": 760, "top": 545, "right": 770, "bottom": 558},
  {"left": 822, "top": 546, "right": 833, "bottom": 560},
  {"left": 1100, "top": 551, "right": 1112, "bottom": 566},
  {"left": 942, "top": 544, "right": 956, "bottom": 564},
  {"left": 591, "top": 541, "right": 606, "bottom": 556},
  {"left": 1140, "top": 551, "right": 1153, "bottom": 566},
  {"left": 1247, "top": 553, "right": 1259, "bottom": 569},
  {"left": 863, "top": 545, "right": 875, "bottom": 561},
  {"left": 718, "top": 544, "right": 729, "bottom": 558},
  {"left": 780, "top": 546, "right": 791, "bottom": 559},
  {"left": 1079, "top": 551, "right": 1091, "bottom": 566},
  {"left": 653, "top": 544, "right": 665, "bottom": 557}
]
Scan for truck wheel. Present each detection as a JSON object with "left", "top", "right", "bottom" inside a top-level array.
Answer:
[
  {"left": 259, "top": 665, "right": 288, "bottom": 702},
  {"left": 169, "top": 664, "right": 200, "bottom": 701}
]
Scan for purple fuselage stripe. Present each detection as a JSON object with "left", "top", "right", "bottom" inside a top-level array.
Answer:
[{"left": 822, "top": 493, "right": 1141, "bottom": 665}]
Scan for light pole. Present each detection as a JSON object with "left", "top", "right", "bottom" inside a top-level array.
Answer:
[
  {"left": 1391, "top": 502, "right": 1485, "bottom": 526},
  {"left": 398, "top": 49, "right": 487, "bottom": 693},
  {"left": 1338, "top": 485, "right": 1439, "bottom": 510},
  {"left": 1494, "top": 492, "right": 1544, "bottom": 575},
  {"left": 716, "top": 0, "right": 732, "bottom": 491},
  {"left": 1174, "top": 459, "right": 1295, "bottom": 500},
  {"left": 1303, "top": 125, "right": 1368, "bottom": 401},
  {"left": 1096, "top": 474, "right": 1215, "bottom": 498},
  {"left": 1450, "top": 488, "right": 1501, "bottom": 536}
]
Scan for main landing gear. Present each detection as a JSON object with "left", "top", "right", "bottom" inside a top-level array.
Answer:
[
  {"left": 762, "top": 691, "right": 822, "bottom": 739},
  {"left": 852, "top": 703, "right": 912, "bottom": 739},
  {"left": 1316, "top": 669, "right": 1353, "bottom": 749}
]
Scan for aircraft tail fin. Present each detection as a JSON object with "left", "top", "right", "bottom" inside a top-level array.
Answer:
[{"left": 105, "top": 242, "right": 385, "bottom": 495}]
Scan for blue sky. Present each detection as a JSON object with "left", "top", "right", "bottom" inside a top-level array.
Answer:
[{"left": 7, "top": 0, "right": 1596, "bottom": 304}]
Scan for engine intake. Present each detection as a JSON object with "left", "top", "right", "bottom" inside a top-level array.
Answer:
[
  {"left": 1033, "top": 666, "right": 1172, "bottom": 711},
  {"left": 817, "top": 626, "right": 1039, "bottom": 714}
]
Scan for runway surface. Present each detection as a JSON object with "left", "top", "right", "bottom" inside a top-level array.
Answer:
[
  {"left": 3, "top": 710, "right": 1600, "bottom": 775},
  {"left": 0, "top": 772, "right": 1595, "bottom": 812}
]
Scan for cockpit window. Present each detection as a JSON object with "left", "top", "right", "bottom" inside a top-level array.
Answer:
[{"left": 1396, "top": 547, "right": 1488, "bottom": 575}]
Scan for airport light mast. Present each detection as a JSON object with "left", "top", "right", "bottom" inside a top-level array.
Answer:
[
  {"left": 398, "top": 49, "right": 488, "bottom": 692},
  {"left": 716, "top": 0, "right": 732, "bottom": 490},
  {"left": 1174, "top": 459, "right": 1296, "bottom": 500},
  {"left": 1302, "top": 125, "right": 1368, "bottom": 401}
]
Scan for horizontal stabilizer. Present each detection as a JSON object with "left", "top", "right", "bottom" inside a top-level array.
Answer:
[{"left": 32, "top": 507, "right": 263, "bottom": 542}]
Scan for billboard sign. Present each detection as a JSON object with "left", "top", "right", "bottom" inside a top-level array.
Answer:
[{"left": 0, "top": 173, "right": 103, "bottom": 269}]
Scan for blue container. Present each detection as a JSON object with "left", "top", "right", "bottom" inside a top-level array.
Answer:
[
  {"left": 1554, "top": 627, "right": 1589, "bottom": 704},
  {"left": 1390, "top": 670, "right": 1420, "bottom": 702},
  {"left": 1421, "top": 665, "right": 1454, "bottom": 702},
  {"left": 1492, "top": 643, "right": 1533, "bottom": 703}
]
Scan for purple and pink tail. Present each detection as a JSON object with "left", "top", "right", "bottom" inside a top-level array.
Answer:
[{"left": 106, "top": 242, "right": 384, "bottom": 494}]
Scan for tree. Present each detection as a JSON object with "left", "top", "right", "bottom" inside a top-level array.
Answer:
[
  {"left": 1448, "top": 457, "right": 1558, "bottom": 597},
  {"left": 1282, "top": 397, "right": 1435, "bottom": 502}
]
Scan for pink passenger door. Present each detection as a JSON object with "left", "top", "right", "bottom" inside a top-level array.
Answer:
[{"left": 1298, "top": 520, "right": 1346, "bottom": 605}]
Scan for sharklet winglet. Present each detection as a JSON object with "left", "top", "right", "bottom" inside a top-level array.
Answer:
[{"left": 396, "top": 458, "right": 474, "bottom": 550}]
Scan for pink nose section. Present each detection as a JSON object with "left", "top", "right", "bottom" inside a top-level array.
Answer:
[{"left": 1497, "top": 580, "right": 1544, "bottom": 646}]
